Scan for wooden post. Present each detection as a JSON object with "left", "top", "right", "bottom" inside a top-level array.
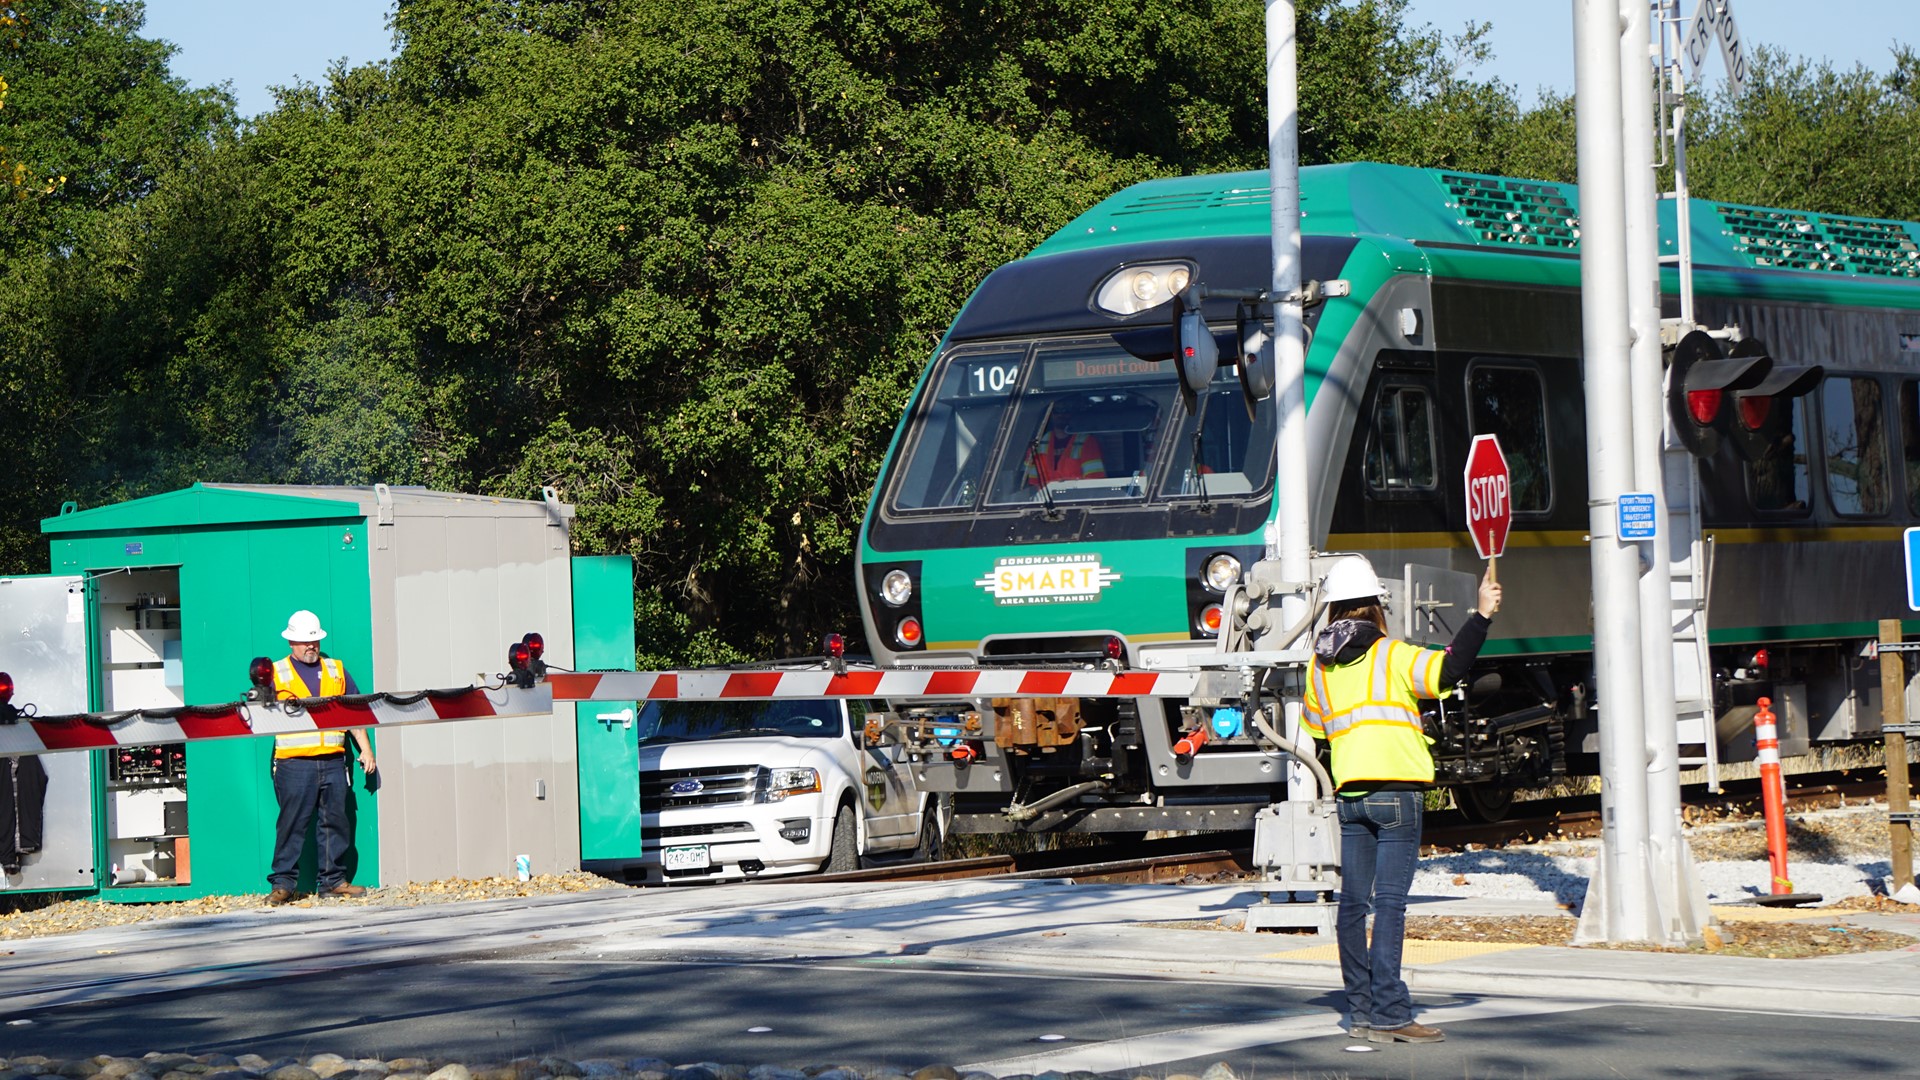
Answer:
[{"left": 1879, "top": 619, "right": 1913, "bottom": 892}]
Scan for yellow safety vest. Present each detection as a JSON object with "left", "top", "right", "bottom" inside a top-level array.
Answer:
[
  {"left": 272, "top": 656, "right": 349, "bottom": 758},
  {"left": 1302, "top": 636, "right": 1445, "bottom": 788}
]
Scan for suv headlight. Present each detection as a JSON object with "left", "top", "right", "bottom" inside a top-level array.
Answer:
[{"left": 763, "top": 767, "right": 821, "bottom": 801}]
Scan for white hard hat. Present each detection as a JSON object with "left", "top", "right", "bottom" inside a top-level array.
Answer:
[
  {"left": 281, "top": 609, "right": 328, "bottom": 642},
  {"left": 1322, "top": 557, "right": 1385, "bottom": 605}
]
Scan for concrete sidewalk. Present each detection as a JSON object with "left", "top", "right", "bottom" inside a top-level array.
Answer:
[{"left": 4, "top": 880, "right": 1919, "bottom": 1023}]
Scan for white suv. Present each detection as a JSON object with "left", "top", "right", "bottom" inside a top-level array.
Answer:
[{"left": 635, "top": 698, "right": 934, "bottom": 884}]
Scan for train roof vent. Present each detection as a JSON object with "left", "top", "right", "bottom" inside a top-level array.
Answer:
[
  {"left": 1441, "top": 173, "right": 1580, "bottom": 250},
  {"left": 1820, "top": 217, "right": 1920, "bottom": 278},
  {"left": 1716, "top": 206, "right": 1844, "bottom": 271},
  {"left": 1111, "top": 185, "right": 1272, "bottom": 216}
]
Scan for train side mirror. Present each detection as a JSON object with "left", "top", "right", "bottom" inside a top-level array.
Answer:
[
  {"left": 1174, "top": 288, "right": 1218, "bottom": 414},
  {"left": 1666, "top": 330, "right": 1768, "bottom": 458},
  {"left": 1235, "top": 304, "right": 1276, "bottom": 421}
]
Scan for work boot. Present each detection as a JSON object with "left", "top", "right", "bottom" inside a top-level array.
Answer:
[
  {"left": 1369, "top": 1022, "right": 1445, "bottom": 1043},
  {"left": 1347, "top": 1026, "right": 1371, "bottom": 1040},
  {"left": 266, "top": 888, "right": 296, "bottom": 906},
  {"left": 323, "top": 883, "right": 368, "bottom": 898}
]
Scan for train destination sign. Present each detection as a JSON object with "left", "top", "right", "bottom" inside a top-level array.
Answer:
[{"left": 1464, "top": 434, "right": 1511, "bottom": 560}]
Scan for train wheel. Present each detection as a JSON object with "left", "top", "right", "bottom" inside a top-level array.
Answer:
[
  {"left": 825, "top": 804, "right": 859, "bottom": 873},
  {"left": 1457, "top": 784, "right": 1515, "bottom": 823}
]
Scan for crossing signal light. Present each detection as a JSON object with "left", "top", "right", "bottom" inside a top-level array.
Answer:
[
  {"left": 0, "top": 671, "right": 15, "bottom": 724},
  {"left": 1724, "top": 338, "right": 1823, "bottom": 458},
  {"left": 1667, "top": 330, "right": 1767, "bottom": 458},
  {"left": 507, "top": 641, "right": 536, "bottom": 689}
]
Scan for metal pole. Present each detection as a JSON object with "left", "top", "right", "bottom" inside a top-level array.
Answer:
[
  {"left": 1622, "top": 0, "right": 1706, "bottom": 946},
  {"left": 1267, "top": 0, "right": 1313, "bottom": 800},
  {"left": 1573, "top": 0, "right": 1659, "bottom": 944},
  {"left": 1880, "top": 620, "right": 1914, "bottom": 892}
]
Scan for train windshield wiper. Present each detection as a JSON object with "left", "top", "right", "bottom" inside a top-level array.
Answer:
[
  {"left": 1187, "top": 392, "right": 1213, "bottom": 512},
  {"left": 1025, "top": 400, "right": 1060, "bottom": 516}
]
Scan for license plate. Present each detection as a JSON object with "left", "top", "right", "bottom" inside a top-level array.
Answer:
[{"left": 662, "top": 844, "right": 710, "bottom": 871}]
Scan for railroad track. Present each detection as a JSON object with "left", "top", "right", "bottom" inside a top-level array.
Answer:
[{"left": 810, "top": 769, "right": 1902, "bottom": 885}]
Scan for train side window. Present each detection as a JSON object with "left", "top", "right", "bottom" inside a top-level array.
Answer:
[
  {"left": 1363, "top": 386, "right": 1437, "bottom": 493},
  {"left": 1901, "top": 381, "right": 1920, "bottom": 515},
  {"left": 1465, "top": 363, "right": 1551, "bottom": 512},
  {"left": 1818, "top": 376, "right": 1889, "bottom": 517},
  {"left": 1747, "top": 394, "right": 1811, "bottom": 513}
]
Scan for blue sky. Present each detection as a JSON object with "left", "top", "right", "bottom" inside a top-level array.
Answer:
[
  {"left": 1403, "top": 1, "right": 1914, "bottom": 106},
  {"left": 142, "top": 1, "right": 1913, "bottom": 119}
]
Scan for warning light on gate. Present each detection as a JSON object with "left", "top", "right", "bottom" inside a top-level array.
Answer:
[
  {"left": 248, "top": 657, "right": 276, "bottom": 701},
  {"left": 0, "top": 672, "right": 15, "bottom": 725},
  {"left": 1103, "top": 635, "right": 1126, "bottom": 662},
  {"left": 825, "top": 633, "right": 846, "bottom": 659},
  {"left": 507, "top": 641, "right": 536, "bottom": 689},
  {"left": 521, "top": 632, "right": 545, "bottom": 661}
]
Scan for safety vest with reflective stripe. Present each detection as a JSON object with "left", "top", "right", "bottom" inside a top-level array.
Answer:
[
  {"left": 1302, "top": 636, "right": 1444, "bottom": 787},
  {"left": 1024, "top": 432, "right": 1106, "bottom": 485},
  {"left": 272, "top": 656, "right": 348, "bottom": 758}
]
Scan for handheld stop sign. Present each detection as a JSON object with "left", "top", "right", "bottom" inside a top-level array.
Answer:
[{"left": 1464, "top": 434, "right": 1512, "bottom": 578}]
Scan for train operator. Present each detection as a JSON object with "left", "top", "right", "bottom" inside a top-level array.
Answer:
[{"left": 1304, "top": 556, "right": 1501, "bottom": 1045}]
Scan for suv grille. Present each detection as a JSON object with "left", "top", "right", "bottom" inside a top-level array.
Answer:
[{"left": 641, "top": 763, "right": 760, "bottom": 810}]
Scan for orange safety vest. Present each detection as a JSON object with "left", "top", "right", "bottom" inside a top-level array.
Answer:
[
  {"left": 1302, "top": 636, "right": 1444, "bottom": 788},
  {"left": 1025, "top": 432, "right": 1106, "bottom": 485},
  {"left": 272, "top": 656, "right": 349, "bottom": 758}
]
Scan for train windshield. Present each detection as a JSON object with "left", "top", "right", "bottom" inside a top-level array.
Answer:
[{"left": 888, "top": 337, "right": 1275, "bottom": 513}]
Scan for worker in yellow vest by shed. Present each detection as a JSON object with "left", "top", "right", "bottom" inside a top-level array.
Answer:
[
  {"left": 266, "top": 609, "right": 376, "bottom": 905},
  {"left": 1304, "top": 556, "right": 1501, "bottom": 1045}
]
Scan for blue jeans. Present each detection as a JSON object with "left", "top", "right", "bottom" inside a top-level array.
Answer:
[
  {"left": 1336, "top": 790, "right": 1423, "bottom": 1030},
  {"left": 269, "top": 754, "right": 353, "bottom": 892}
]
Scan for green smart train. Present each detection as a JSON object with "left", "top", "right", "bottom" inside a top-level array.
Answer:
[{"left": 854, "top": 161, "right": 1920, "bottom": 830}]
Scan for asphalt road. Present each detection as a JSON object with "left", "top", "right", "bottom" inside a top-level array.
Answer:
[{"left": 8, "top": 951, "right": 1917, "bottom": 1080}]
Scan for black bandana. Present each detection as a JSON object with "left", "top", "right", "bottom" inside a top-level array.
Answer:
[{"left": 1314, "top": 618, "right": 1384, "bottom": 664}]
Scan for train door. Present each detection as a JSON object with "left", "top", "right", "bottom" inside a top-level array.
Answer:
[{"left": 0, "top": 574, "right": 95, "bottom": 892}]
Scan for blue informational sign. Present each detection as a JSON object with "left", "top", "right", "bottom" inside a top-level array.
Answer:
[
  {"left": 1906, "top": 527, "right": 1920, "bottom": 612},
  {"left": 1618, "top": 492, "right": 1657, "bottom": 541}
]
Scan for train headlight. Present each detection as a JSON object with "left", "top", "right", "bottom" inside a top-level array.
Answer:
[
  {"left": 1201, "top": 553, "right": 1241, "bottom": 593},
  {"left": 881, "top": 569, "right": 913, "bottom": 607},
  {"left": 1094, "top": 262, "right": 1195, "bottom": 316}
]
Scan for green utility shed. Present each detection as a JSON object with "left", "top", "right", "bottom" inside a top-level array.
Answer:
[{"left": 36, "top": 483, "right": 615, "bottom": 902}]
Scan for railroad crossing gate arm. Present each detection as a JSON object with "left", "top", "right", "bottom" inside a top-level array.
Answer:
[{"left": 0, "top": 684, "right": 554, "bottom": 755}]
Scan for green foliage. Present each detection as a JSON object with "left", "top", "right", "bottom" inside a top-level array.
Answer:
[
  {"left": 1682, "top": 45, "right": 1920, "bottom": 220},
  {"left": 7, "top": 0, "right": 1916, "bottom": 671}
]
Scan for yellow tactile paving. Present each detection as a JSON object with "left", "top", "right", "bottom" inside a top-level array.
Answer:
[
  {"left": 1273, "top": 939, "right": 1539, "bottom": 964},
  {"left": 1710, "top": 904, "right": 1841, "bottom": 924}
]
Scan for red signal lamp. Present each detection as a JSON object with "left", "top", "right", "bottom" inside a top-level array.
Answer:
[
  {"left": 1196, "top": 603, "right": 1223, "bottom": 637},
  {"left": 1737, "top": 395, "right": 1771, "bottom": 431},
  {"left": 248, "top": 657, "right": 276, "bottom": 701},
  {"left": 894, "top": 617, "right": 924, "bottom": 649},
  {"left": 507, "top": 641, "right": 536, "bottom": 689},
  {"left": 825, "top": 633, "right": 846, "bottom": 659},
  {"left": 1687, "top": 388, "right": 1722, "bottom": 426},
  {"left": 1103, "top": 635, "right": 1126, "bottom": 662},
  {"left": 0, "top": 671, "right": 14, "bottom": 725},
  {"left": 0, "top": 671, "right": 13, "bottom": 704},
  {"left": 521, "top": 632, "right": 545, "bottom": 660}
]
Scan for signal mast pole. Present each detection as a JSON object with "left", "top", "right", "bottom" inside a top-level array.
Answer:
[
  {"left": 1573, "top": 0, "right": 1661, "bottom": 944},
  {"left": 1266, "top": 0, "right": 1314, "bottom": 798},
  {"left": 1624, "top": 0, "right": 1711, "bottom": 946}
]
